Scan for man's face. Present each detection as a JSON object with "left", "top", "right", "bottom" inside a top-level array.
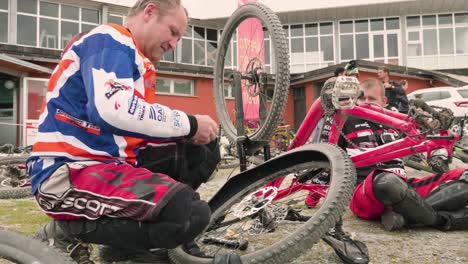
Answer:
[
  {"left": 357, "top": 85, "right": 387, "bottom": 107},
  {"left": 143, "top": 5, "right": 187, "bottom": 61},
  {"left": 377, "top": 69, "right": 387, "bottom": 80}
]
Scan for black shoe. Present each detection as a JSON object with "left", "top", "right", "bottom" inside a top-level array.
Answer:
[
  {"left": 183, "top": 240, "right": 210, "bottom": 258},
  {"left": 35, "top": 221, "right": 94, "bottom": 264},
  {"left": 381, "top": 209, "right": 406, "bottom": 231},
  {"left": 438, "top": 208, "right": 468, "bottom": 231},
  {"left": 99, "top": 246, "right": 169, "bottom": 263},
  {"left": 322, "top": 233, "right": 369, "bottom": 264}
]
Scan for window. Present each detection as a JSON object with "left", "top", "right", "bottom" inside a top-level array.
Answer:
[
  {"left": 418, "top": 91, "right": 450, "bottom": 102},
  {"left": 223, "top": 83, "right": 234, "bottom": 98},
  {"left": 283, "top": 22, "right": 335, "bottom": 73},
  {"left": 108, "top": 14, "right": 125, "bottom": 25},
  {"left": 156, "top": 78, "right": 195, "bottom": 96},
  {"left": 0, "top": 79, "right": 15, "bottom": 118},
  {"left": 168, "top": 25, "right": 221, "bottom": 67},
  {"left": 0, "top": 1, "right": 8, "bottom": 43},
  {"left": 457, "top": 89, "right": 468, "bottom": 98},
  {"left": 339, "top": 18, "right": 399, "bottom": 64},
  {"left": 439, "top": 91, "right": 451, "bottom": 100},
  {"left": 407, "top": 13, "right": 467, "bottom": 70},
  {"left": 16, "top": 1, "right": 100, "bottom": 49}
]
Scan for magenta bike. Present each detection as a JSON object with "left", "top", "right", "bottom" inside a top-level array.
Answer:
[{"left": 268, "top": 79, "right": 460, "bottom": 202}]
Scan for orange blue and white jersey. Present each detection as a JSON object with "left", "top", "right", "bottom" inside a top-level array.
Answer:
[{"left": 27, "top": 24, "right": 194, "bottom": 194}]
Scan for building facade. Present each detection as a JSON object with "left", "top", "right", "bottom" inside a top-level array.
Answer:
[{"left": 0, "top": 0, "right": 467, "bottom": 146}]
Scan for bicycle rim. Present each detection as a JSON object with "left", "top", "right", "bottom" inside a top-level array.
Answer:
[
  {"left": 214, "top": 3, "right": 289, "bottom": 143},
  {"left": 169, "top": 144, "right": 356, "bottom": 264}
]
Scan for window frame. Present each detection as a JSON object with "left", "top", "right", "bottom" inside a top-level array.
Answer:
[
  {"left": 15, "top": 0, "right": 100, "bottom": 50},
  {"left": 155, "top": 77, "right": 196, "bottom": 96},
  {"left": 406, "top": 12, "right": 467, "bottom": 70},
  {"left": 0, "top": 1, "right": 9, "bottom": 43},
  {"left": 338, "top": 17, "right": 401, "bottom": 65}
]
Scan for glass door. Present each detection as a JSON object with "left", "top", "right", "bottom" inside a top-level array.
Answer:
[{"left": 22, "top": 77, "right": 48, "bottom": 146}]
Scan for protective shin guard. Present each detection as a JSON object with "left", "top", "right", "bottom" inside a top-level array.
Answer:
[
  {"left": 373, "top": 172, "right": 444, "bottom": 227},
  {"left": 424, "top": 173, "right": 468, "bottom": 211},
  {"left": 392, "top": 188, "right": 444, "bottom": 227}
]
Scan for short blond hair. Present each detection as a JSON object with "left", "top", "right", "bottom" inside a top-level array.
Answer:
[
  {"left": 127, "top": 0, "right": 187, "bottom": 18},
  {"left": 361, "top": 78, "right": 385, "bottom": 97}
]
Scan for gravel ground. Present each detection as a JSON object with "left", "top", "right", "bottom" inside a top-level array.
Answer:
[
  {"left": 0, "top": 151, "right": 466, "bottom": 264},
  {"left": 196, "top": 156, "right": 468, "bottom": 264}
]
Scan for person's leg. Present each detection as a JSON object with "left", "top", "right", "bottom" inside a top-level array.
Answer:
[
  {"left": 373, "top": 172, "right": 448, "bottom": 231},
  {"left": 35, "top": 162, "right": 211, "bottom": 262},
  {"left": 349, "top": 170, "right": 387, "bottom": 221},
  {"left": 414, "top": 168, "right": 468, "bottom": 230},
  {"left": 414, "top": 168, "right": 468, "bottom": 210}
]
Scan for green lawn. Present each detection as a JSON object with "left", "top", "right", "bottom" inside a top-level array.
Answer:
[{"left": 0, "top": 199, "right": 50, "bottom": 235}]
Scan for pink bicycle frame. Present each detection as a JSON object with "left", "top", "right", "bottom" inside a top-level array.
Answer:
[{"left": 269, "top": 98, "right": 459, "bottom": 201}]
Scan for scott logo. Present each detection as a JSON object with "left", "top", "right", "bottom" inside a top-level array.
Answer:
[{"left": 61, "top": 197, "right": 122, "bottom": 215}]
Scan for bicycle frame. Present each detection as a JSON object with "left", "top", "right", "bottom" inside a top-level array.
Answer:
[{"left": 269, "top": 98, "right": 459, "bottom": 201}]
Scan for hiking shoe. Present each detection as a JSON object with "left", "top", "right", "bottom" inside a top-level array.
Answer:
[
  {"left": 35, "top": 220, "right": 94, "bottom": 264},
  {"left": 99, "top": 246, "right": 169, "bottom": 263},
  {"left": 381, "top": 209, "right": 406, "bottom": 231}
]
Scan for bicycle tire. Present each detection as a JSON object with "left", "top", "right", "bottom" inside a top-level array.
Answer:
[
  {"left": 214, "top": 2, "right": 290, "bottom": 143},
  {"left": 0, "top": 155, "right": 32, "bottom": 199},
  {"left": 169, "top": 143, "right": 356, "bottom": 264},
  {"left": 0, "top": 228, "right": 75, "bottom": 263}
]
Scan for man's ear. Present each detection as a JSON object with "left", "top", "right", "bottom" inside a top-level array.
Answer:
[
  {"left": 383, "top": 96, "right": 388, "bottom": 105},
  {"left": 143, "top": 3, "right": 158, "bottom": 21}
]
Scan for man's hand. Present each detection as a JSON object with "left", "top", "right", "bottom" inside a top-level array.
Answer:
[
  {"left": 192, "top": 115, "right": 218, "bottom": 145},
  {"left": 383, "top": 82, "right": 393, "bottom": 89}
]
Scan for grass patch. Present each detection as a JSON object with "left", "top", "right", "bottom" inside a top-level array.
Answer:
[{"left": 0, "top": 199, "right": 50, "bottom": 235}]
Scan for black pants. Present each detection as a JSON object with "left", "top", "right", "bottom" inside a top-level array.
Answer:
[{"left": 137, "top": 139, "right": 221, "bottom": 190}]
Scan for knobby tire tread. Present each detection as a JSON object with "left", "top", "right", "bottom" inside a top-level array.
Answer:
[
  {"left": 169, "top": 143, "right": 356, "bottom": 264},
  {"left": 214, "top": 2, "right": 290, "bottom": 143},
  {"left": 0, "top": 228, "right": 75, "bottom": 263}
]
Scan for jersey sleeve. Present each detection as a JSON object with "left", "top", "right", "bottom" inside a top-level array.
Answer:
[{"left": 78, "top": 32, "right": 192, "bottom": 140}]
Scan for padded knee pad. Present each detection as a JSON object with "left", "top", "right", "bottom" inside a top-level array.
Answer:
[
  {"left": 73, "top": 187, "right": 211, "bottom": 250},
  {"left": 153, "top": 186, "right": 211, "bottom": 247},
  {"left": 424, "top": 177, "right": 468, "bottom": 211},
  {"left": 373, "top": 172, "right": 409, "bottom": 205}
]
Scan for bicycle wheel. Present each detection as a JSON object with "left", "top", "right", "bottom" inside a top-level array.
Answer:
[
  {"left": 270, "top": 130, "right": 294, "bottom": 153},
  {"left": 214, "top": 3, "right": 289, "bottom": 144},
  {"left": 0, "top": 155, "right": 32, "bottom": 199},
  {"left": 169, "top": 143, "right": 356, "bottom": 264},
  {"left": 0, "top": 228, "right": 75, "bottom": 263}
]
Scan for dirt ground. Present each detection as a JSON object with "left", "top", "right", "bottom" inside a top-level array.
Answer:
[{"left": 199, "top": 157, "right": 468, "bottom": 264}]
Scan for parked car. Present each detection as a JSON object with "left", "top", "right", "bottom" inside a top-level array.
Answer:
[{"left": 407, "top": 86, "right": 468, "bottom": 118}]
